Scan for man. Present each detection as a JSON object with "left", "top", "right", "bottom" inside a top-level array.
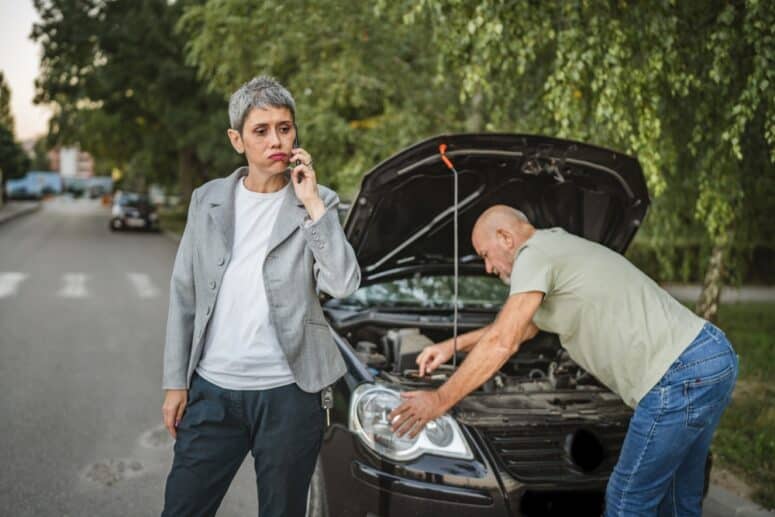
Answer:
[{"left": 389, "top": 205, "right": 738, "bottom": 516}]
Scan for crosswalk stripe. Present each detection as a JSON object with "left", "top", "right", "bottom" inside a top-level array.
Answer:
[
  {"left": 1, "top": 272, "right": 165, "bottom": 299},
  {"left": 0, "top": 272, "right": 29, "bottom": 298},
  {"left": 127, "top": 273, "right": 160, "bottom": 298},
  {"left": 58, "top": 273, "right": 89, "bottom": 298}
]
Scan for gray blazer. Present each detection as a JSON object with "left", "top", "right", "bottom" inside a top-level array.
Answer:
[{"left": 162, "top": 167, "right": 360, "bottom": 392}]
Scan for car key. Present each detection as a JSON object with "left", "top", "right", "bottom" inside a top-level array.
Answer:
[{"left": 321, "top": 386, "right": 334, "bottom": 427}]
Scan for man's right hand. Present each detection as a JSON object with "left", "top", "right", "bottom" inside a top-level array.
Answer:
[
  {"left": 162, "top": 389, "right": 188, "bottom": 439},
  {"left": 417, "top": 341, "right": 455, "bottom": 377}
]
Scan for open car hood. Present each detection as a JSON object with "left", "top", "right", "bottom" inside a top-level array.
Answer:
[{"left": 344, "top": 134, "right": 650, "bottom": 285}]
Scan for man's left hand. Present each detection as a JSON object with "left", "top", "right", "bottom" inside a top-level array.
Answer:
[{"left": 389, "top": 390, "right": 447, "bottom": 438}]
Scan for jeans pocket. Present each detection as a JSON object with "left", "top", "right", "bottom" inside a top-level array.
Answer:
[{"left": 685, "top": 363, "right": 735, "bottom": 429}]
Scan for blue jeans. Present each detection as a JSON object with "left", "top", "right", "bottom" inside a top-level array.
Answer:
[{"left": 605, "top": 322, "right": 738, "bottom": 516}]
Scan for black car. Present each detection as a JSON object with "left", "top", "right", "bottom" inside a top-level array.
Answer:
[
  {"left": 304, "top": 133, "right": 706, "bottom": 517},
  {"left": 109, "top": 191, "right": 159, "bottom": 232}
]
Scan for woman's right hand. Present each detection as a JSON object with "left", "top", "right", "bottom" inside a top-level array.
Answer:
[
  {"left": 417, "top": 341, "right": 455, "bottom": 377},
  {"left": 162, "top": 389, "right": 188, "bottom": 439}
]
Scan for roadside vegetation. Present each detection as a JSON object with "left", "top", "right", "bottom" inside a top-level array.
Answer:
[
  {"left": 713, "top": 302, "right": 775, "bottom": 509},
  {"left": 158, "top": 206, "right": 187, "bottom": 237}
]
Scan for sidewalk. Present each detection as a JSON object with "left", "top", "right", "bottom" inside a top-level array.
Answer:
[
  {"left": 705, "top": 483, "right": 775, "bottom": 516},
  {"left": 0, "top": 201, "right": 41, "bottom": 225}
]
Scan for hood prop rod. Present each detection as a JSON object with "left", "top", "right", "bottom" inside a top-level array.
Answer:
[{"left": 439, "top": 144, "right": 459, "bottom": 369}]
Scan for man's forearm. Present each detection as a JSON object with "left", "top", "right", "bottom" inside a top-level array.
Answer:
[
  {"left": 435, "top": 328, "right": 520, "bottom": 413},
  {"left": 440, "top": 325, "right": 492, "bottom": 354}
]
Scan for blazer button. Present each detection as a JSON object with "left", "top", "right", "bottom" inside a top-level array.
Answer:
[{"left": 209, "top": 280, "right": 216, "bottom": 289}]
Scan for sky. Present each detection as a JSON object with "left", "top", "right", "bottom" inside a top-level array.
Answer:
[{"left": 0, "top": 0, "right": 52, "bottom": 142}]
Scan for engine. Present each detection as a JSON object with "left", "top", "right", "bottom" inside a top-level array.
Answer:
[{"left": 349, "top": 326, "right": 603, "bottom": 394}]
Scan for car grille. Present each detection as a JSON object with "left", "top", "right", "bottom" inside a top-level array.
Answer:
[{"left": 480, "top": 423, "right": 628, "bottom": 483}]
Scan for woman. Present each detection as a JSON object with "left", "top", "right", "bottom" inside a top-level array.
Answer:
[{"left": 160, "top": 76, "right": 360, "bottom": 517}]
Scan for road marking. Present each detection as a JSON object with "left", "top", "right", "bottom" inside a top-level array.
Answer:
[
  {"left": 127, "top": 273, "right": 160, "bottom": 298},
  {"left": 0, "top": 273, "right": 29, "bottom": 298},
  {"left": 58, "top": 273, "right": 89, "bottom": 298}
]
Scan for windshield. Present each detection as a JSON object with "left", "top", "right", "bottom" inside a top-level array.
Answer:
[
  {"left": 118, "top": 193, "right": 150, "bottom": 206},
  {"left": 338, "top": 275, "right": 509, "bottom": 309}
]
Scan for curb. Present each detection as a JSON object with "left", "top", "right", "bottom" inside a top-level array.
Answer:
[{"left": 0, "top": 202, "right": 42, "bottom": 226}]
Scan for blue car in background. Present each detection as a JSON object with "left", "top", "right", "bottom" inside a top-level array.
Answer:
[{"left": 6, "top": 171, "right": 63, "bottom": 200}]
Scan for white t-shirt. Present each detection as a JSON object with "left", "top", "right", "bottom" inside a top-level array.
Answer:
[{"left": 196, "top": 178, "right": 295, "bottom": 390}]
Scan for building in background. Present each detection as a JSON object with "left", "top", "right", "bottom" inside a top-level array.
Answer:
[{"left": 48, "top": 146, "right": 94, "bottom": 178}]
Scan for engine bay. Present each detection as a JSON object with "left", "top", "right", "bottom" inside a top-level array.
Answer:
[{"left": 334, "top": 317, "right": 607, "bottom": 396}]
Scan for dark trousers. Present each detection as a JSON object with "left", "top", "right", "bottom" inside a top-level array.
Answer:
[{"left": 162, "top": 373, "right": 324, "bottom": 517}]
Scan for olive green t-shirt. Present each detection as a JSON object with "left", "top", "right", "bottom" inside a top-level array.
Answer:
[{"left": 510, "top": 228, "right": 705, "bottom": 408}]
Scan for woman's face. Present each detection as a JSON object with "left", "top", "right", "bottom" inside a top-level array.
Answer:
[{"left": 227, "top": 106, "right": 296, "bottom": 176}]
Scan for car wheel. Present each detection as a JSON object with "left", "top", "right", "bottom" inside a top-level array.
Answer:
[
  {"left": 110, "top": 219, "right": 122, "bottom": 231},
  {"left": 306, "top": 455, "right": 329, "bottom": 517}
]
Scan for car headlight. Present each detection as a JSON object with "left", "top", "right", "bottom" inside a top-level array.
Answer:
[{"left": 349, "top": 384, "right": 473, "bottom": 462}]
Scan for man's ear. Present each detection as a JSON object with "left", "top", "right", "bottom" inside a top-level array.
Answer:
[
  {"left": 496, "top": 228, "right": 514, "bottom": 250},
  {"left": 227, "top": 128, "right": 245, "bottom": 154}
]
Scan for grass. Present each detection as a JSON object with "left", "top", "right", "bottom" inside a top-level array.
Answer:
[
  {"left": 158, "top": 205, "right": 187, "bottom": 236},
  {"left": 712, "top": 302, "right": 775, "bottom": 509}
]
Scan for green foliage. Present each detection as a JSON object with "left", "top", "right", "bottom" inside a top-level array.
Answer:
[
  {"left": 0, "top": 74, "right": 29, "bottom": 181},
  {"left": 402, "top": 0, "right": 774, "bottom": 282},
  {"left": 31, "top": 0, "right": 774, "bottom": 284},
  {"left": 29, "top": 138, "right": 51, "bottom": 171},
  {"left": 0, "top": 125, "right": 31, "bottom": 181},
  {"left": 177, "top": 0, "right": 463, "bottom": 196},
  {"left": 32, "top": 0, "right": 241, "bottom": 199},
  {"left": 0, "top": 72, "right": 14, "bottom": 130}
]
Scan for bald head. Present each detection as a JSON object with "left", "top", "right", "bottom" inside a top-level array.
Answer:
[
  {"left": 471, "top": 205, "right": 534, "bottom": 283},
  {"left": 472, "top": 205, "right": 531, "bottom": 239}
]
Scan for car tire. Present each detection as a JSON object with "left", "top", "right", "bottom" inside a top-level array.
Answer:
[
  {"left": 110, "top": 219, "right": 122, "bottom": 231},
  {"left": 306, "top": 455, "right": 329, "bottom": 517}
]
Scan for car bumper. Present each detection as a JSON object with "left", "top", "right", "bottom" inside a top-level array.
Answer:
[
  {"left": 112, "top": 216, "right": 158, "bottom": 230},
  {"left": 320, "top": 426, "right": 510, "bottom": 516},
  {"left": 320, "top": 424, "right": 609, "bottom": 516}
]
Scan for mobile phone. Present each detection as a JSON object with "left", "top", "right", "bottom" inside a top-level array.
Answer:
[{"left": 293, "top": 127, "right": 303, "bottom": 183}]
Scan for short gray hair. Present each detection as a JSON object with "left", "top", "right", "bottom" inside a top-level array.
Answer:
[{"left": 228, "top": 75, "right": 296, "bottom": 132}]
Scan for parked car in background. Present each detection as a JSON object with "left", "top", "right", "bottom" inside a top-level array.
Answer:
[
  {"left": 306, "top": 134, "right": 709, "bottom": 517},
  {"left": 110, "top": 191, "right": 159, "bottom": 232},
  {"left": 6, "top": 171, "right": 62, "bottom": 199}
]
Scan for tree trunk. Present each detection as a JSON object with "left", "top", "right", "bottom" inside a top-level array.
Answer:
[
  {"left": 695, "top": 232, "right": 733, "bottom": 323},
  {"left": 177, "top": 146, "right": 196, "bottom": 206},
  {"left": 465, "top": 90, "right": 484, "bottom": 133}
]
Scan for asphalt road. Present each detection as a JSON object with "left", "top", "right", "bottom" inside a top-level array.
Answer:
[
  {"left": 0, "top": 198, "right": 254, "bottom": 516},
  {"left": 0, "top": 197, "right": 769, "bottom": 516}
]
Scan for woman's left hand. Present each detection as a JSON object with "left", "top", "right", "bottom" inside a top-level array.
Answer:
[{"left": 289, "top": 147, "right": 325, "bottom": 221}]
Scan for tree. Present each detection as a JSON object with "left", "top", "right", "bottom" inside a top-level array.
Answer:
[
  {"left": 402, "top": 0, "right": 775, "bottom": 321},
  {"left": 32, "top": 0, "right": 240, "bottom": 202},
  {"left": 0, "top": 75, "right": 29, "bottom": 182},
  {"left": 0, "top": 72, "right": 13, "bottom": 130},
  {"left": 177, "top": 0, "right": 463, "bottom": 195},
  {"left": 30, "top": 137, "right": 52, "bottom": 171},
  {"left": 0, "top": 126, "right": 31, "bottom": 181}
]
